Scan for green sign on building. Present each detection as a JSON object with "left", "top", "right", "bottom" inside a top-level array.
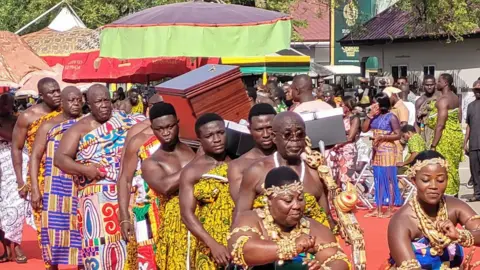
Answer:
[{"left": 331, "top": 0, "right": 376, "bottom": 68}]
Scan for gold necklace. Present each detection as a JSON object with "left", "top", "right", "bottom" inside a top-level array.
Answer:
[{"left": 411, "top": 195, "right": 451, "bottom": 256}]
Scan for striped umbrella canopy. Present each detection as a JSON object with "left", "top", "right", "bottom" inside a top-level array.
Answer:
[
  {"left": 100, "top": 2, "right": 292, "bottom": 59},
  {"left": 22, "top": 27, "right": 96, "bottom": 66},
  {"left": 0, "top": 31, "right": 52, "bottom": 87}
]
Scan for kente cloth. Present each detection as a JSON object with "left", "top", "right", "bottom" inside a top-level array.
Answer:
[
  {"left": 388, "top": 237, "right": 464, "bottom": 269},
  {"left": 371, "top": 113, "right": 403, "bottom": 207},
  {"left": 40, "top": 119, "right": 82, "bottom": 266},
  {"left": 126, "top": 135, "right": 161, "bottom": 270},
  {"left": 0, "top": 139, "right": 30, "bottom": 244},
  {"left": 75, "top": 110, "right": 145, "bottom": 270},
  {"left": 427, "top": 101, "right": 464, "bottom": 196},
  {"left": 194, "top": 163, "right": 234, "bottom": 270}
]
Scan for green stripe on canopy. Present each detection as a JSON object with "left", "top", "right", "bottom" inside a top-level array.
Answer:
[
  {"left": 100, "top": 20, "right": 292, "bottom": 59},
  {"left": 239, "top": 66, "right": 309, "bottom": 75}
]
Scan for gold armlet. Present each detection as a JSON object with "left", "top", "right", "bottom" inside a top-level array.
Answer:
[
  {"left": 457, "top": 229, "right": 474, "bottom": 247},
  {"left": 396, "top": 259, "right": 421, "bottom": 270},
  {"left": 320, "top": 250, "right": 349, "bottom": 270},
  {"left": 276, "top": 238, "right": 297, "bottom": 266},
  {"left": 231, "top": 236, "right": 251, "bottom": 269},
  {"left": 227, "top": 226, "right": 264, "bottom": 240},
  {"left": 315, "top": 242, "right": 340, "bottom": 252}
]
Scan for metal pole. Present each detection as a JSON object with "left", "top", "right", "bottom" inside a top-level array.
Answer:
[{"left": 15, "top": 0, "right": 65, "bottom": 34}]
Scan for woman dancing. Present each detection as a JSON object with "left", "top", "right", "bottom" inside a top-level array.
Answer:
[
  {"left": 362, "top": 92, "right": 403, "bottom": 218},
  {"left": 228, "top": 166, "right": 350, "bottom": 269},
  {"left": 388, "top": 150, "right": 480, "bottom": 269}
]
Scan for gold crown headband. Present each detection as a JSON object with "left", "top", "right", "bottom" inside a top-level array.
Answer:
[
  {"left": 264, "top": 181, "right": 304, "bottom": 198},
  {"left": 406, "top": 158, "right": 449, "bottom": 178}
]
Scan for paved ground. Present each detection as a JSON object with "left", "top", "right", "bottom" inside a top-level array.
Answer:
[{"left": 459, "top": 157, "right": 480, "bottom": 211}]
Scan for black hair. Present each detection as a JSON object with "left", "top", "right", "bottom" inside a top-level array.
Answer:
[
  {"left": 401, "top": 124, "right": 416, "bottom": 133},
  {"left": 423, "top": 75, "right": 435, "bottom": 82},
  {"left": 342, "top": 96, "right": 356, "bottom": 111},
  {"left": 274, "top": 87, "right": 286, "bottom": 101},
  {"left": 248, "top": 103, "right": 277, "bottom": 122},
  {"left": 149, "top": 102, "right": 176, "bottom": 121},
  {"left": 411, "top": 150, "right": 445, "bottom": 165},
  {"left": 195, "top": 113, "right": 224, "bottom": 136},
  {"left": 264, "top": 166, "right": 299, "bottom": 189},
  {"left": 399, "top": 76, "right": 408, "bottom": 82},
  {"left": 374, "top": 92, "right": 391, "bottom": 113},
  {"left": 439, "top": 73, "right": 453, "bottom": 86},
  {"left": 247, "top": 87, "right": 257, "bottom": 102},
  {"left": 37, "top": 77, "right": 59, "bottom": 93}
]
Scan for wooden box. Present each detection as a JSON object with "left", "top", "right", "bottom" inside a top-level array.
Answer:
[{"left": 155, "top": 64, "right": 250, "bottom": 140}]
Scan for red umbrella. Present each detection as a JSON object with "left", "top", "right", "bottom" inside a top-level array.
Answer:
[{"left": 62, "top": 30, "right": 219, "bottom": 83}]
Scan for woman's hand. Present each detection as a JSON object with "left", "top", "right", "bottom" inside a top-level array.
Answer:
[
  {"left": 436, "top": 220, "right": 460, "bottom": 241},
  {"left": 295, "top": 234, "right": 316, "bottom": 254},
  {"left": 31, "top": 187, "right": 42, "bottom": 212},
  {"left": 304, "top": 259, "right": 322, "bottom": 270},
  {"left": 373, "top": 135, "right": 384, "bottom": 146}
]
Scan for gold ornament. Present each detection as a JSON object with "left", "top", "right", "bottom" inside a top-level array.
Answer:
[
  {"left": 407, "top": 158, "right": 448, "bottom": 178},
  {"left": 231, "top": 235, "right": 251, "bottom": 269},
  {"left": 320, "top": 250, "right": 349, "bottom": 270},
  {"left": 228, "top": 226, "right": 264, "bottom": 240},
  {"left": 264, "top": 181, "right": 303, "bottom": 198},
  {"left": 397, "top": 259, "right": 421, "bottom": 270}
]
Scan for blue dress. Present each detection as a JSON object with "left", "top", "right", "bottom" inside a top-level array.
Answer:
[{"left": 389, "top": 237, "right": 464, "bottom": 269}]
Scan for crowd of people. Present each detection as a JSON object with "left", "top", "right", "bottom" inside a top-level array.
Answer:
[{"left": 0, "top": 72, "right": 478, "bottom": 270}]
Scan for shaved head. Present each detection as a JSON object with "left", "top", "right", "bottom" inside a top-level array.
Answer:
[
  {"left": 272, "top": 111, "right": 305, "bottom": 132},
  {"left": 148, "top": 94, "right": 163, "bottom": 106},
  {"left": 0, "top": 93, "right": 14, "bottom": 116},
  {"left": 62, "top": 86, "right": 81, "bottom": 98},
  {"left": 38, "top": 77, "right": 60, "bottom": 94},
  {"left": 86, "top": 84, "right": 109, "bottom": 104},
  {"left": 292, "top": 74, "right": 313, "bottom": 93}
]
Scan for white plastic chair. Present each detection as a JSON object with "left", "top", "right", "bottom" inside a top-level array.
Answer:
[{"left": 398, "top": 174, "right": 417, "bottom": 205}]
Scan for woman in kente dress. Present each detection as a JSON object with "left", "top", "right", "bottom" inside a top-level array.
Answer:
[
  {"left": 426, "top": 73, "right": 463, "bottom": 197},
  {"left": 228, "top": 166, "right": 350, "bottom": 270},
  {"left": 388, "top": 150, "right": 480, "bottom": 269},
  {"left": 362, "top": 93, "right": 403, "bottom": 218}
]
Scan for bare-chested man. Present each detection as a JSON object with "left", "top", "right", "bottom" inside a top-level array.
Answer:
[
  {"left": 0, "top": 94, "right": 28, "bottom": 263},
  {"left": 179, "top": 113, "right": 233, "bottom": 269},
  {"left": 116, "top": 89, "right": 142, "bottom": 114},
  {"left": 235, "top": 111, "right": 335, "bottom": 228},
  {"left": 227, "top": 103, "right": 277, "bottom": 201},
  {"left": 54, "top": 84, "right": 145, "bottom": 269},
  {"left": 12, "top": 77, "right": 61, "bottom": 201},
  {"left": 141, "top": 103, "right": 196, "bottom": 269},
  {"left": 29, "top": 86, "right": 83, "bottom": 269}
]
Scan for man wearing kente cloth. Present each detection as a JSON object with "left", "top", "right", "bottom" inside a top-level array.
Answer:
[
  {"left": 0, "top": 94, "right": 31, "bottom": 264},
  {"left": 235, "top": 111, "right": 334, "bottom": 229},
  {"left": 11, "top": 77, "right": 62, "bottom": 259},
  {"left": 180, "top": 113, "right": 233, "bottom": 269},
  {"left": 141, "top": 102, "right": 196, "bottom": 269},
  {"left": 29, "top": 87, "right": 84, "bottom": 269},
  {"left": 54, "top": 85, "right": 145, "bottom": 269},
  {"left": 118, "top": 108, "right": 162, "bottom": 270},
  {"left": 228, "top": 103, "right": 277, "bottom": 202}
]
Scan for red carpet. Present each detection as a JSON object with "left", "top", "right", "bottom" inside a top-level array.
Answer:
[{"left": 1, "top": 210, "right": 479, "bottom": 269}]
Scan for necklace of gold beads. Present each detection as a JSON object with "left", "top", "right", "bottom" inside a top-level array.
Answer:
[{"left": 411, "top": 195, "right": 451, "bottom": 256}]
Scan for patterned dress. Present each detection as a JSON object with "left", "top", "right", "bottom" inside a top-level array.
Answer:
[
  {"left": 40, "top": 119, "right": 83, "bottom": 266},
  {"left": 427, "top": 102, "right": 464, "bottom": 195},
  {"left": 26, "top": 109, "right": 62, "bottom": 263},
  {"left": 126, "top": 135, "right": 161, "bottom": 270},
  {"left": 406, "top": 133, "right": 427, "bottom": 161},
  {"left": 370, "top": 113, "right": 403, "bottom": 207},
  {"left": 194, "top": 163, "right": 234, "bottom": 270},
  {"left": 0, "top": 139, "right": 30, "bottom": 244},
  {"left": 75, "top": 111, "right": 145, "bottom": 270}
]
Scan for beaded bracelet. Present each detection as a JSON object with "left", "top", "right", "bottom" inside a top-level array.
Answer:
[
  {"left": 231, "top": 235, "right": 251, "bottom": 269},
  {"left": 227, "top": 226, "right": 264, "bottom": 240},
  {"left": 320, "top": 250, "right": 349, "bottom": 270},
  {"left": 397, "top": 259, "right": 421, "bottom": 270},
  {"left": 457, "top": 229, "right": 474, "bottom": 247},
  {"left": 276, "top": 238, "right": 297, "bottom": 265}
]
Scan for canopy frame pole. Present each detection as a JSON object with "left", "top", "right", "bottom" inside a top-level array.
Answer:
[{"left": 15, "top": 0, "right": 65, "bottom": 34}]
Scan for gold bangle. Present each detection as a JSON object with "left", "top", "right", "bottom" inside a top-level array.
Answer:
[
  {"left": 320, "top": 250, "right": 349, "bottom": 270},
  {"left": 119, "top": 220, "right": 132, "bottom": 226},
  {"left": 457, "top": 229, "right": 475, "bottom": 247},
  {"left": 276, "top": 238, "right": 297, "bottom": 265},
  {"left": 227, "top": 226, "right": 264, "bottom": 240},
  {"left": 315, "top": 242, "right": 340, "bottom": 252},
  {"left": 17, "top": 183, "right": 28, "bottom": 191},
  {"left": 396, "top": 259, "right": 421, "bottom": 270},
  {"left": 231, "top": 235, "right": 251, "bottom": 269}
]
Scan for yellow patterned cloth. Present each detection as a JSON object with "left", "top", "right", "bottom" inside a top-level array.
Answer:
[
  {"left": 156, "top": 196, "right": 197, "bottom": 270},
  {"left": 25, "top": 109, "right": 61, "bottom": 268},
  {"left": 193, "top": 163, "right": 234, "bottom": 270},
  {"left": 253, "top": 193, "right": 330, "bottom": 228},
  {"left": 131, "top": 96, "right": 144, "bottom": 114}
]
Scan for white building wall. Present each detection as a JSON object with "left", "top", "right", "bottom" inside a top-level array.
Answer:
[{"left": 358, "top": 38, "right": 480, "bottom": 88}]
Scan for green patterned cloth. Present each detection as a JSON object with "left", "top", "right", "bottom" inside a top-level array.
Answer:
[
  {"left": 275, "top": 100, "right": 288, "bottom": 113},
  {"left": 426, "top": 100, "right": 464, "bottom": 195},
  {"left": 407, "top": 133, "right": 427, "bottom": 155}
]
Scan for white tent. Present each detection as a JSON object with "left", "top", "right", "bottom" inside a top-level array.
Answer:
[{"left": 48, "top": 6, "right": 86, "bottom": 32}]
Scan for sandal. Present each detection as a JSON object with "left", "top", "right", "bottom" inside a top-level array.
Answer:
[
  {"left": 0, "top": 253, "right": 9, "bottom": 263},
  {"left": 15, "top": 254, "right": 27, "bottom": 264},
  {"left": 364, "top": 211, "right": 379, "bottom": 217}
]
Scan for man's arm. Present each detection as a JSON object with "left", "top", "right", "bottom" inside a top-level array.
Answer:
[
  {"left": 54, "top": 126, "right": 85, "bottom": 175},
  {"left": 0, "top": 117, "right": 16, "bottom": 141},
  {"left": 414, "top": 98, "right": 424, "bottom": 132},
  {"left": 431, "top": 99, "right": 449, "bottom": 149},
  {"left": 464, "top": 105, "right": 471, "bottom": 155},
  {"left": 11, "top": 113, "right": 29, "bottom": 190},
  {"left": 142, "top": 158, "right": 183, "bottom": 197},
  {"left": 179, "top": 165, "right": 218, "bottom": 247},
  {"left": 117, "top": 136, "right": 143, "bottom": 224},
  {"left": 233, "top": 165, "right": 262, "bottom": 222},
  {"left": 316, "top": 175, "right": 335, "bottom": 227},
  {"left": 29, "top": 122, "right": 51, "bottom": 210},
  {"left": 227, "top": 160, "right": 244, "bottom": 202}
]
